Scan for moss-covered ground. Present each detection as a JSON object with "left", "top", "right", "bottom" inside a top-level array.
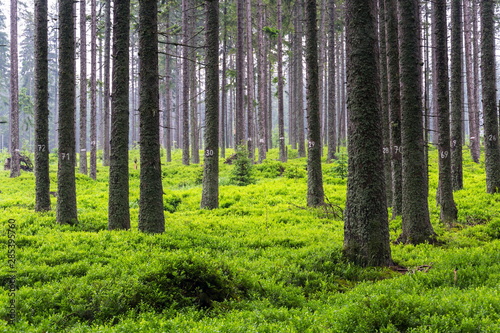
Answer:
[{"left": 0, "top": 147, "right": 499, "bottom": 332}]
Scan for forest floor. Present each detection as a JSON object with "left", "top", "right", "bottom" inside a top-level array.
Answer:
[{"left": 0, "top": 147, "right": 499, "bottom": 332}]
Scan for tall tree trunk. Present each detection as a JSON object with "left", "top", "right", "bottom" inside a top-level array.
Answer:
[
  {"left": 434, "top": 0, "right": 457, "bottom": 223},
  {"left": 34, "top": 0, "right": 50, "bottom": 211},
  {"left": 90, "top": 0, "right": 97, "bottom": 179},
  {"left": 451, "top": 0, "right": 463, "bottom": 190},
  {"left": 235, "top": 0, "right": 245, "bottom": 148},
  {"left": 277, "top": 0, "right": 286, "bottom": 162},
  {"left": 108, "top": 0, "right": 130, "bottom": 230},
  {"left": 220, "top": 1, "right": 227, "bottom": 159},
  {"left": 201, "top": 0, "right": 219, "bottom": 209},
  {"left": 464, "top": 0, "right": 480, "bottom": 163},
  {"left": 398, "top": 0, "right": 435, "bottom": 244},
  {"left": 138, "top": 0, "right": 164, "bottom": 233},
  {"left": 79, "top": 0, "right": 87, "bottom": 174},
  {"left": 9, "top": 0, "right": 20, "bottom": 178},
  {"left": 246, "top": 0, "right": 255, "bottom": 159},
  {"left": 480, "top": 0, "right": 500, "bottom": 193},
  {"left": 379, "top": 0, "right": 392, "bottom": 207},
  {"left": 182, "top": 0, "right": 190, "bottom": 164},
  {"left": 306, "top": 0, "right": 324, "bottom": 207},
  {"left": 102, "top": 0, "right": 111, "bottom": 166},
  {"left": 296, "top": 0, "right": 305, "bottom": 157},
  {"left": 344, "top": 0, "right": 392, "bottom": 267},
  {"left": 257, "top": 0, "right": 266, "bottom": 162},
  {"left": 386, "top": 0, "right": 402, "bottom": 217},
  {"left": 163, "top": 11, "right": 172, "bottom": 163},
  {"left": 189, "top": 6, "right": 199, "bottom": 164},
  {"left": 89, "top": 0, "right": 97, "bottom": 179},
  {"left": 57, "top": 0, "right": 78, "bottom": 225},
  {"left": 326, "top": 0, "right": 336, "bottom": 161}
]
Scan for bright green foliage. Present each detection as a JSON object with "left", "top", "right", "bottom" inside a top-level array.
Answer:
[{"left": 1, "top": 148, "right": 500, "bottom": 331}]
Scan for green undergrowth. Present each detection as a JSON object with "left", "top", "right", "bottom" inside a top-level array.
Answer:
[{"left": 0, "top": 147, "right": 499, "bottom": 332}]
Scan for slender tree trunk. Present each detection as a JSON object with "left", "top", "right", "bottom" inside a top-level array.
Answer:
[
  {"left": 138, "top": 0, "right": 164, "bottom": 233},
  {"left": 386, "top": 0, "right": 402, "bottom": 217},
  {"left": 89, "top": 0, "right": 97, "bottom": 179},
  {"left": 296, "top": 0, "right": 305, "bottom": 157},
  {"left": 277, "top": 0, "right": 286, "bottom": 162},
  {"left": 379, "top": 0, "right": 392, "bottom": 207},
  {"left": 344, "top": 0, "right": 392, "bottom": 267},
  {"left": 246, "top": 0, "right": 255, "bottom": 159},
  {"left": 451, "top": 0, "right": 463, "bottom": 190},
  {"left": 189, "top": 6, "right": 199, "bottom": 164},
  {"left": 326, "top": 0, "right": 336, "bottom": 161},
  {"left": 102, "top": 0, "right": 111, "bottom": 166},
  {"left": 57, "top": 0, "right": 78, "bottom": 225},
  {"left": 163, "top": 12, "right": 172, "bottom": 163},
  {"left": 9, "top": 0, "right": 20, "bottom": 178},
  {"left": 79, "top": 0, "right": 87, "bottom": 174},
  {"left": 182, "top": 0, "right": 190, "bottom": 164},
  {"left": 235, "top": 0, "right": 245, "bottom": 148},
  {"left": 108, "top": 0, "right": 130, "bottom": 230},
  {"left": 306, "top": 0, "right": 324, "bottom": 207},
  {"left": 220, "top": 1, "right": 227, "bottom": 159},
  {"left": 34, "top": 0, "right": 50, "bottom": 211},
  {"left": 257, "top": 0, "right": 266, "bottom": 162},
  {"left": 398, "top": 0, "right": 435, "bottom": 244},
  {"left": 480, "top": 0, "right": 500, "bottom": 193},
  {"left": 201, "top": 0, "right": 219, "bottom": 209},
  {"left": 464, "top": 0, "right": 480, "bottom": 163},
  {"left": 434, "top": 0, "right": 457, "bottom": 223}
]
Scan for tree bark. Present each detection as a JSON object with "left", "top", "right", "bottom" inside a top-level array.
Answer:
[
  {"left": 326, "top": 0, "right": 336, "bottom": 161},
  {"left": 434, "top": 0, "right": 457, "bottom": 223},
  {"left": 344, "top": 0, "right": 392, "bottom": 267},
  {"left": 108, "top": 0, "right": 130, "bottom": 230},
  {"left": 296, "top": 0, "right": 305, "bottom": 157},
  {"left": 398, "top": 0, "right": 435, "bottom": 244},
  {"left": 182, "top": 0, "right": 190, "bottom": 165},
  {"left": 235, "top": 0, "right": 245, "bottom": 148},
  {"left": 34, "top": 0, "right": 50, "bottom": 211},
  {"left": 246, "top": 0, "right": 255, "bottom": 159},
  {"left": 79, "top": 0, "right": 88, "bottom": 174},
  {"left": 138, "top": 0, "right": 165, "bottom": 233},
  {"left": 102, "top": 0, "right": 111, "bottom": 166},
  {"left": 89, "top": 0, "right": 97, "bottom": 179},
  {"left": 257, "top": 0, "right": 266, "bottom": 162},
  {"left": 9, "top": 0, "right": 20, "bottom": 178},
  {"left": 464, "top": 0, "right": 480, "bottom": 163},
  {"left": 189, "top": 6, "right": 199, "bottom": 164},
  {"left": 451, "top": 0, "right": 463, "bottom": 190},
  {"left": 277, "top": 0, "right": 286, "bottom": 162},
  {"left": 385, "top": 0, "right": 401, "bottom": 216},
  {"left": 201, "top": 0, "right": 219, "bottom": 209},
  {"left": 57, "top": 0, "right": 78, "bottom": 225},
  {"left": 306, "top": 0, "right": 324, "bottom": 207},
  {"left": 480, "top": 0, "right": 500, "bottom": 193}
]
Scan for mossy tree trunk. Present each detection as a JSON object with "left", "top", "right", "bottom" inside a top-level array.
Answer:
[
  {"left": 398, "top": 0, "right": 435, "bottom": 244},
  {"left": 34, "top": 0, "right": 50, "bottom": 211},
  {"left": 138, "top": 0, "right": 165, "bottom": 233},
  {"left": 201, "top": 0, "right": 219, "bottom": 210},
  {"left": 343, "top": 0, "right": 392, "bottom": 267},
  {"left": 385, "top": 0, "right": 402, "bottom": 217},
  {"left": 79, "top": 0, "right": 87, "bottom": 175},
  {"left": 9, "top": 0, "right": 20, "bottom": 178},
  {"left": 480, "top": 0, "right": 500, "bottom": 193},
  {"left": 108, "top": 0, "right": 130, "bottom": 230},
  {"left": 89, "top": 0, "right": 97, "bottom": 180},
  {"left": 181, "top": 0, "right": 190, "bottom": 165},
  {"left": 450, "top": 0, "right": 463, "bottom": 191},
  {"left": 305, "top": 0, "right": 324, "bottom": 207},
  {"left": 326, "top": 0, "right": 336, "bottom": 162},
  {"left": 434, "top": 0, "right": 457, "bottom": 223},
  {"left": 57, "top": 0, "right": 78, "bottom": 225}
]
